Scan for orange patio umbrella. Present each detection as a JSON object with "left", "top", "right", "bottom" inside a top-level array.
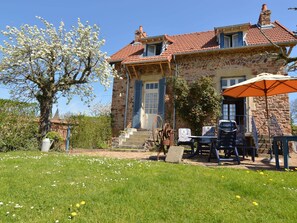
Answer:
[{"left": 222, "top": 73, "right": 297, "bottom": 159}]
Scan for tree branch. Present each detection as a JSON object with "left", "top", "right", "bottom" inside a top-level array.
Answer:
[{"left": 258, "top": 26, "right": 297, "bottom": 68}]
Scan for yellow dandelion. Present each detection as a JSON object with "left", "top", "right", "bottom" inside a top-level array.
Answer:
[
  {"left": 80, "top": 201, "right": 86, "bottom": 205},
  {"left": 76, "top": 203, "right": 80, "bottom": 208},
  {"left": 71, "top": 212, "right": 77, "bottom": 217},
  {"left": 246, "top": 171, "right": 250, "bottom": 173},
  {"left": 252, "top": 201, "right": 259, "bottom": 206},
  {"left": 269, "top": 179, "right": 273, "bottom": 181},
  {"left": 259, "top": 172, "right": 264, "bottom": 175},
  {"left": 236, "top": 195, "right": 241, "bottom": 199},
  {"left": 221, "top": 176, "right": 225, "bottom": 178}
]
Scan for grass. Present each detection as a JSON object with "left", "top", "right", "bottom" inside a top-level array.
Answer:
[{"left": 0, "top": 151, "right": 297, "bottom": 222}]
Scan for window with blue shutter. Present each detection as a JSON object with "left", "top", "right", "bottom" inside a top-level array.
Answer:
[
  {"left": 144, "top": 42, "right": 163, "bottom": 56},
  {"left": 221, "top": 31, "right": 244, "bottom": 48},
  {"left": 158, "top": 78, "right": 166, "bottom": 121},
  {"left": 132, "top": 80, "right": 142, "bottom": 128}
]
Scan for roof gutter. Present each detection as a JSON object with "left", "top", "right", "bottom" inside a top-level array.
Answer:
[
  {"left": 122, "top": 57, "right": 171, "bottom": 65},
  {"left": 108, "top": 59, "right": 124, "bottom": 64}
]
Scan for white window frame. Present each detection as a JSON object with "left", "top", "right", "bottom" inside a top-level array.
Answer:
[
  {"left": 222, "top": 104, "right": 236, "bottom": 120},
  {"left": 224, "top": 36, "right": 231, "bottom": 48},
  {"left": 144, "top": 82, "right": 159, "bottom": 114},
  {"left": 223, "top": 33, "right": 239, "bottom": 48},
  {"left": 147, "top": 45, "right": 156, "bottom": 56},
  {"left": 232, "top": 33, "right": 239, "bottom": 47},
  {"left": 221, "top": 77, "right": 245, "bottom": 90}
]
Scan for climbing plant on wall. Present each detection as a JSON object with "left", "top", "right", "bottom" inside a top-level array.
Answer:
[{"left": 169, "top": 76, "right": 222, "bottom": 134}]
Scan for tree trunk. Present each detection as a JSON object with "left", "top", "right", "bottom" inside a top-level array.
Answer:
[{"left": 38, "top": 97, "right": 53, "bottom": 141}]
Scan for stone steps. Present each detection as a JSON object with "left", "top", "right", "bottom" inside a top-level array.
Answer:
[{"left": 117, "top": 129, "right": 152, "bottom": 150}]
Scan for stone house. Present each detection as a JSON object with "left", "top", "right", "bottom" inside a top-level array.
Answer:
[{"left": 109, "top": 4, "right": 297, "bottom": 138}]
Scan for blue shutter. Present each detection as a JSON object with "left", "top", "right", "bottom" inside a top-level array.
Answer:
[
  {"left": 158, "top": 78, "right": 166, "bottom": 121},
  {"left": 132, "top": 80, "right": 142, "bottom": 128},
  {"left": 220, "top": 33, "right": 224, "bottom": 48},
  {"left": 238, "top": 31, "right": 243, "bottom": 46}
]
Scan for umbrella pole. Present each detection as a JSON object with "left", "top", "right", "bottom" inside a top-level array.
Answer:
[{"left": 265, "top": 94, "right": 273, "bottom": 160}]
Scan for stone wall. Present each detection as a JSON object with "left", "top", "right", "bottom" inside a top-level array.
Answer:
[
  {"left": 111, "top": 72, "right": 128, "bottom": 135},
  {"left": 50, "top": 119, "right": 69, "bottom": 149}
]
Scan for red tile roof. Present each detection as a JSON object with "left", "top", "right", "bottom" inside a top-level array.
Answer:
[
  {"left": 109, "top": 21, "right": 297, "bottom": 65},
  {"left": 246, "top": 21, "right": 297, "bottom": 45}
]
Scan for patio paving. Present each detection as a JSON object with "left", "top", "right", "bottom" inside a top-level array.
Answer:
[{"left": 70, "top": 149, "right": 297, "bottom": 171}]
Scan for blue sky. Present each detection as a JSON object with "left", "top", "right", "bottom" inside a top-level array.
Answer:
[{"left": 0, "top": 0, "right": 297, "bottom": 115}]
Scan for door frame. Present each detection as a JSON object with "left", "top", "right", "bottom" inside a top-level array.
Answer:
[{"left": 141, "top": 81, "right": 159, "bottom": 129}]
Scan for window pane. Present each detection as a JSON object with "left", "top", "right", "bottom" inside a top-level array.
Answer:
[
  {"left": 156, "top": 43, "right": 162, "bottom": 55},
  {"left": 144, "top": 92, "right": 159, "bottom": 114},
  {"left": 224, "top": 36, "right": 231, "bottom": 48},
  {"left": 229, "top": 104, "right": 236, "bottom": 120},
  {"left": 230, "top": 79, "right": 236, "bottom": 86},
  {"left": 222, "top": 104, "right": 229, "bottom": 120},
  {"left": 238, "top": 78, "right": 245, "bottom": 83},
  {"left": 147, "top": 45, "right": 156, "bottom": 56},
  {"left": 232, "top": 34, "right": 239, "bottom": 47},
  {"left": 221, "top": 79, "right": 227, "bottom": 88}
]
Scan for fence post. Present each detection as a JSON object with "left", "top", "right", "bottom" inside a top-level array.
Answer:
[{"left": 65, "top": 125, "right": 71, "bottom": 153}]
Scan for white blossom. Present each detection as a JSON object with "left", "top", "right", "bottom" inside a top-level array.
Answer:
[
  {"left": 0, "top": 17, "right": 115, "bottom": 136},
  {"left": 0, "top": 17, "right": 115, "bottom": 103}
]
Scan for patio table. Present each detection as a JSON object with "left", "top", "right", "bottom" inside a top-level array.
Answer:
[
  {"left": 273, "top": 135, "right": 297, "bottom": 169},
  {"left": 189, "top": 135, "right": 217, "bottom": 158}
]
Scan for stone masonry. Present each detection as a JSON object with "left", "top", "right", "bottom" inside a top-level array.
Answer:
[{"left": 111, "top": 46, "right": 291, "bottom": 137}]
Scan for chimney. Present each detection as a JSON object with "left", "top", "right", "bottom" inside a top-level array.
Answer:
[
  {"left": 134, "top": 25, "right": 147, "bottom": 42},
  {"left": 258, "top": 4, "right": 271, "bottom": 27}
]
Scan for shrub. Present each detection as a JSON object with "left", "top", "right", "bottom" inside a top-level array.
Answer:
[
  {"left": 0, "top": 99, "right": 39, "bottom": 151},
  {"left": 45, "top": 131, "right": 64, "bottom": 151},
  {"left": 168, "top": 76, "right": 222, "bottom": 134},
  {"left": 69, "top": 115, "right": 112, "bottom": 149}
]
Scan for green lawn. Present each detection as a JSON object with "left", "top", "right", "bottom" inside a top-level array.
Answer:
[{"left": 0, "top": 151, "right": 297, "bottom": 223}]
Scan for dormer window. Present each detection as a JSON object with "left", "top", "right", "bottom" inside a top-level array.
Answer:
[
  {"left": 220, "top": 32, "right": 243, "bottom": 48},
  {"left": 215, "top": 23, "right": 249, "bottom": 49},
  {"left": 224, "top": 33, "right": 240, "bottom": 48},
  {"left": 145, "top": 43, "right": 163, "bottom": 56},
  {"left": 138, "top": 34, "right": 173, "bottom": 57}
]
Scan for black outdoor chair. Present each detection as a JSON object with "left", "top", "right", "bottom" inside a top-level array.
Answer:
[
  {"left": 208, "top": 120, "right": 240, "bottom": 165},
  {"left": 235, "top": 118, "right": 258, "bottom": 162},
  {"left": 236, "top": 130, "right": 254, "bottom": 162}
]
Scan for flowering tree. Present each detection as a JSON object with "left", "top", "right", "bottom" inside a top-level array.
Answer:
[
  {"left": 0, "top": 17, "right": 114, "bottom": 139},
  {"left": 90, "top": 101, "right": 111, "bottom": 116}
]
